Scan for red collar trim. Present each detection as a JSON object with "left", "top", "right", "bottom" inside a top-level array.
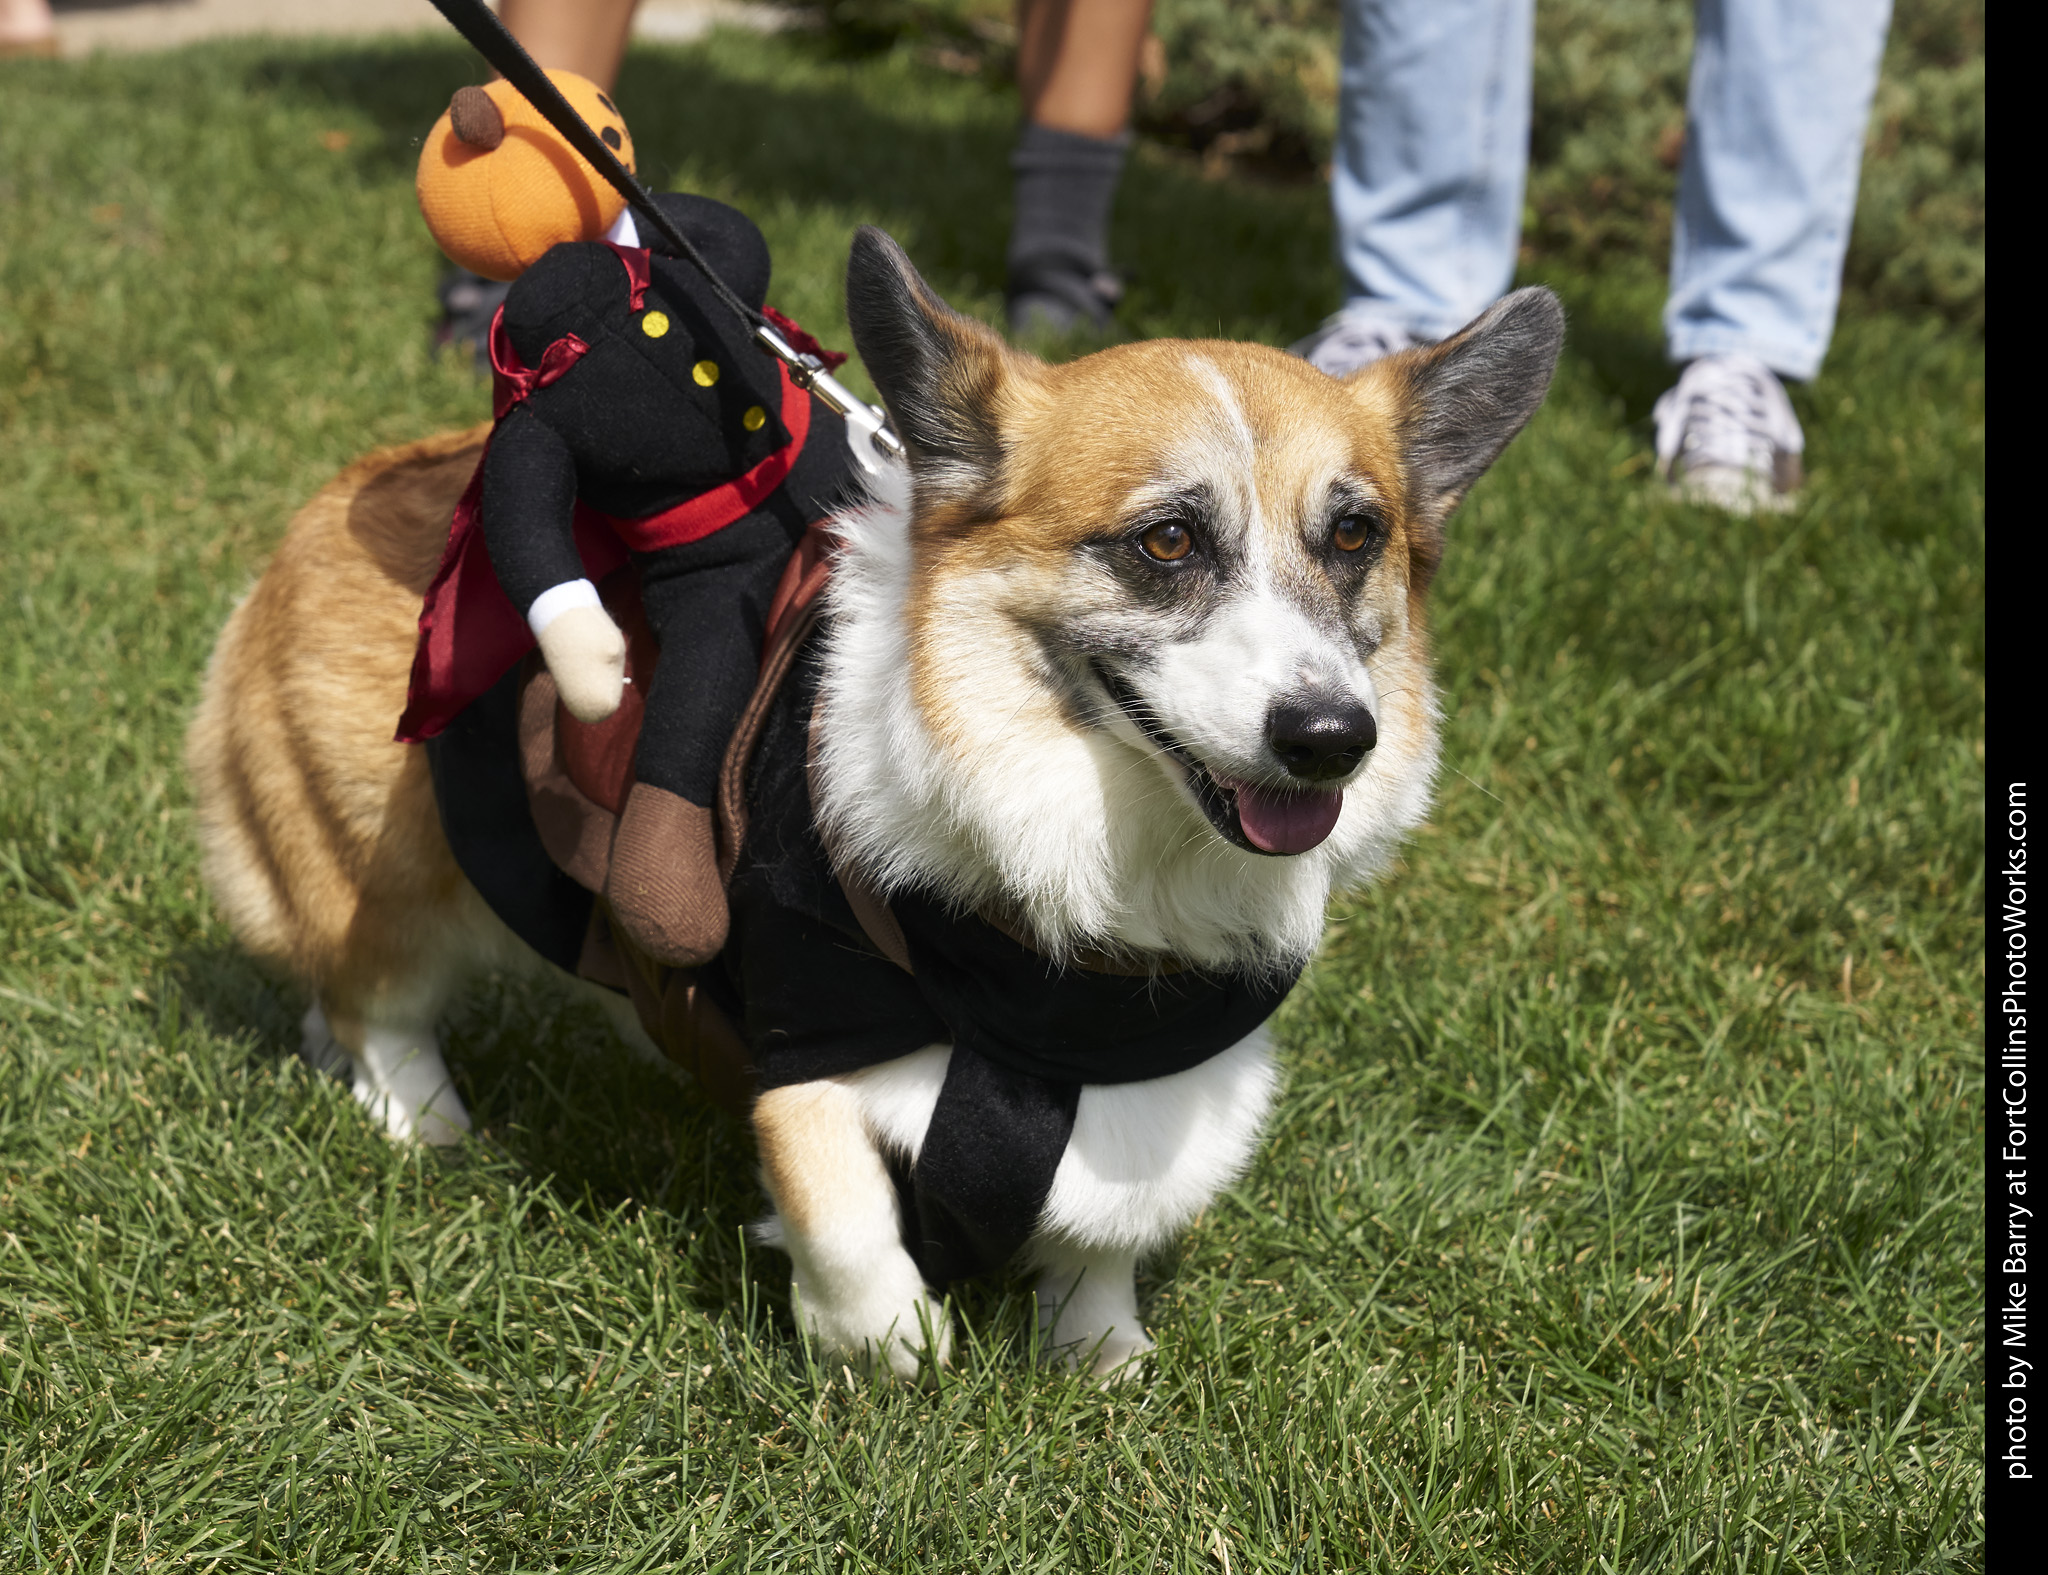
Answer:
[
  {"left": 602, "top": 360, "right": 809, "bottom": 553},
  {"left": 599, "top": 240, "right": 652, "bottom": 311}
]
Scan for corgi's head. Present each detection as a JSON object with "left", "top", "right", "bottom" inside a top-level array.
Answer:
[{"left": 816, "top": 228, "right": 1563, "bottom": 972}]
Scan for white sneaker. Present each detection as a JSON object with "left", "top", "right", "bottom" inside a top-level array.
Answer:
[
  {"left": 1652, "top": 353, "right": 1805, "bottom": 515},
  {"left": 1289, "top": 308, "right": 1424, "bottom": 378}
]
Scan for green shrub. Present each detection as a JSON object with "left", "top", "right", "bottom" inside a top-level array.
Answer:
[
  {"left": 804, "top": 0, "right": 1983, "bottom": 330},
  {"left": 1135, "top": 0, "right": 1343, "bottom": 169},
  {"left": 1851, "top": 0, "right": 1984, "bottom": 328}
]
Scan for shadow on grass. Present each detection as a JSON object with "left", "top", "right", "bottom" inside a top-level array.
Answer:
[
  {"left": 159, "top": 938, "right": 1053, "bottom": 1336},
  {"left": 1528, "top": 262, "right": 1676, "bottom": 424},
  {"left": 165, "top": 935, "right": 764, "bottom": 1296},
  {"left": 163, "top": 938, "right": 303, "bottom": 1060},
  {"left": 441, "top": 977, "right": 756, "bottom": 1208}
]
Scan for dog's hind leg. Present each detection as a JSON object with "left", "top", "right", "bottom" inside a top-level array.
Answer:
[
  {"left": 292, "top": 898, "right": 498, "bottom": 1145},
  {"left": 1030, "top": 1240, "right": 1153, "bottom": 1383},
  {"left": 753, "top": 1079, "right": 951, "bottom": 1380},
  {"left": 322, "top": 1004, "right": 471, "bottom": 1147},
  {"left": 186, "top": 429, "right": 523, "bottom": 1147}
]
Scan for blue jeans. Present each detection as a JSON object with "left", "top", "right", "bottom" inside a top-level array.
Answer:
[{"left": 1331, "top": 0, "right": 1892, "bottom": 379}]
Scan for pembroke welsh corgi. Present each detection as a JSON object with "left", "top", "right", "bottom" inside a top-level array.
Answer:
[{"left": 187, "top": 226, "right": 1562, "bottom": 1379}]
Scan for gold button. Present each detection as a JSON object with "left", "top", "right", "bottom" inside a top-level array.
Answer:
[
  {"left": 693, "top": 360, "right": 719, "bottom": 387},
  {"left": 743, "top": 405, "right": 767, "bottom": 432},
  {"left": 641, "top": 310, "right": 670, "bottom": 338}
]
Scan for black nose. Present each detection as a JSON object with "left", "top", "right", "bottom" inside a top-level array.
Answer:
[{"left": 1267, "top": 695, "right": 1377, "bottom": 781}]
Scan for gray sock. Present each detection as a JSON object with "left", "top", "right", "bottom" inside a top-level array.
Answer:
[{"left": 1006, "top": 122, "right": 1130, "bottom": 332}]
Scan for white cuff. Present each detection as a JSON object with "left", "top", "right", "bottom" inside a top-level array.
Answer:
[{"left": 527, "top": 579, "right": 602, "bottom": 639}]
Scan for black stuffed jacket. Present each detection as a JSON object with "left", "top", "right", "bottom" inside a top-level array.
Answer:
[{"left": 474, "top": 193, "right": 856, "bottom": 807}]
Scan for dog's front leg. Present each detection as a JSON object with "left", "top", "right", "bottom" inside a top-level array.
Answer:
[
  {"left": 1031, "top": 1239, "right": 1153, "bottom": 1382},
  {"left": 753, "top": 1080, "right": 950, "bottom": 1380}
]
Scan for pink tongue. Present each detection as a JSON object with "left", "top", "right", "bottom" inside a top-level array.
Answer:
[{"left": 1228, "top": 779, "right": 1344, "bottom": 854}]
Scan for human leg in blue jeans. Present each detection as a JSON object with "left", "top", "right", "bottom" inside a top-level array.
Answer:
[
  {"left": 1653, "top": 0, "right": 1892, "bottom": 508},
  {"left": 1300, "top": 0, "right": 1534, "bottom": 362},
  {"left": 1298, "top": 0, "right": 1892, "bottom": 512}
]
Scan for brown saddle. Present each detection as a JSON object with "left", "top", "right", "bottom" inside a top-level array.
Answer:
[{"left": 516, "top": 520, "right": 836, "bottom": 1120}]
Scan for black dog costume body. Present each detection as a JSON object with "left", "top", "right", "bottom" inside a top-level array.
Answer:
[
  {"left": 719, "top": 650, "right": 1300, "bottom": 1286},
  {"left": 400, "top": 195, "right": 861, "bottom": 963}
]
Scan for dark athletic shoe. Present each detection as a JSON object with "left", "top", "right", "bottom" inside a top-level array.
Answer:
[{"left": 1006, "top": 261, "right": 1124, "bottom": 339}]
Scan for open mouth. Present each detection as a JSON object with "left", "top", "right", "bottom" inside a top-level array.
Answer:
[{"left": 1094, "top": 665, "right": 1345, "bottom": 858}]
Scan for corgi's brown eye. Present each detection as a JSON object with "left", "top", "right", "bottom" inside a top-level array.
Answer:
[
  {"left": 1140, "top": 522, "right": 1193, "bottom": 562},
  {"left": 1334, "top": 516, "right": 1371, "bottom": 552}
]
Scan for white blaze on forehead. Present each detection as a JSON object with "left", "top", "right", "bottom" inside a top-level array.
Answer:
[
  {"left": 1122, "top": 355, "right": 1254, "bottom": 570},
  {"left": 1173, "top": 352, "right": 1371, "bottom": 557},
  {"left": 1182, "top": 352, "right": 1259, "bottom": 466},
  {"left": 1173, "top": 352, "right": 1270, "bottom": 545}
]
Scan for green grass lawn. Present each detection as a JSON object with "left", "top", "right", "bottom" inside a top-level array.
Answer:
[{"left": 0, "top": 27, "right": 1984, "bottom": 1573}]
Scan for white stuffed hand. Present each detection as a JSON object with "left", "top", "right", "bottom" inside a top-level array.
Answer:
[{"left": 535, "top": 601, "right": 626, "bottom": 723}]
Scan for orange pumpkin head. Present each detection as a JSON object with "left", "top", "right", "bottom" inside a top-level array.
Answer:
[{"left": 416, "top": 72, "right": 637, "bottom": 282}]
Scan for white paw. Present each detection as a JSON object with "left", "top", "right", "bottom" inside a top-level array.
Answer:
[
  {"left": 790, "top": 1249, "right": 951, "bottom": 1382},
  {"left": 1067, "top": 1324, "right": 1154, "bottom": 1384},
  {"left": 537, "top": 605, "right": 625, "bottom": 723},
  {"left": 1035, "top": 1249, "right": 1152, "bottom": 1385},
  {"left": 1039, "top": 1302, "right": 1155, "bottom": 1383},
  {"left": 349, "top": 1025, "right": 471, "bottom": 1146}
]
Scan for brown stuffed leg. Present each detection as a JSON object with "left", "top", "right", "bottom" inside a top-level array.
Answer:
[{"left": 605, "top": 510, "right": 798, "bottom": 964}]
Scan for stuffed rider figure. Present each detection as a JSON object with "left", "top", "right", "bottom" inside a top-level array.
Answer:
[{"left": 398, "top": 75, "right": 858, "bottom": 966}]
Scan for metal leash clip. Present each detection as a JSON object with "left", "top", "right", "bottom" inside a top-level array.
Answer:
[{"left": 752, "top": 322, "right": 905, "bottom": 476}]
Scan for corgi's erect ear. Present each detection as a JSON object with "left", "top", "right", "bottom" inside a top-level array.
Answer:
[
  {"left": 1361, "top": 286, "right": 1564, "bottom": 580},
  {"left": 845, "top": 226, "right": 1021, "bottom": 509}
]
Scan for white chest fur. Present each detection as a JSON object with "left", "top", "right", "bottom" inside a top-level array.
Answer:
[{"left": 838, "top": 1026, "right": 1281, "bottom": 1259}]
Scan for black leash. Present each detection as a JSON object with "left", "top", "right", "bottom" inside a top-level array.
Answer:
[{"left": 426, "top": 0, "right": 902, "bottom": 463}]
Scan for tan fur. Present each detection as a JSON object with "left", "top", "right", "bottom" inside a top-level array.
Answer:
[
  {"left": 753, "top": 1082, "right": 887, "bottom": 1238},
  {"left": 186, "top": 426, "right": 911, "bottom": 1309},
  {"left": 186, "top": 425, "right": 514, "bottom": 1039},
  {"left": 753, "top": 1076, "right": 949, "bottom": 1375}
]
